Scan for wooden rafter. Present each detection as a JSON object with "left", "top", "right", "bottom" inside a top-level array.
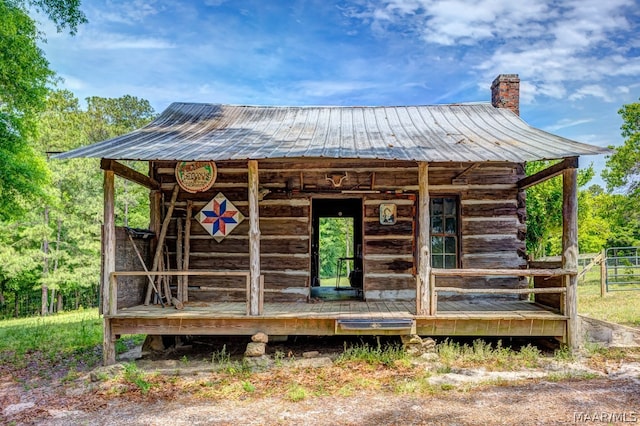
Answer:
[
  {"left": 451, "top": 163, "right": 479, "bottom": 184},
  {"left": 517, "top": 157, "right": 578, "bottom": 190},
  {"left": 100, "top": 159, "right": 160, "bottom": 190}
]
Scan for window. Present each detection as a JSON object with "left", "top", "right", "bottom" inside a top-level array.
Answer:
[{"left": 431, "top": 197, "right": 458, "bottom": 269}]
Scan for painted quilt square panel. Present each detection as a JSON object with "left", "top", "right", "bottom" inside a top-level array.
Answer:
[{"left": 197, "top": 192, "right": 245, "bottom": 242}]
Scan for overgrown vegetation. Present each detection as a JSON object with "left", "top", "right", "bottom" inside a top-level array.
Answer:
[{"left": 1, "top": 309, "right": 638, "bottom": 405}]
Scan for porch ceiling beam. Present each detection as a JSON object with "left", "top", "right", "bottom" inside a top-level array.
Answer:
[
  {"left": 517, "top": 156, "right": 578, "bottom": 190},
  {"left": 100, "top": 159, "right": 160, "bottom": 190}
]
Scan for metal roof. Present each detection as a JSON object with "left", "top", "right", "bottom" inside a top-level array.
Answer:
[{"left": 54, "top": 102, "right": 610, "bottom": 162}]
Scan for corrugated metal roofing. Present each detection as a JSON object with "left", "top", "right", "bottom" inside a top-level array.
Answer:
[{"left": 54, "top": 102, "right": 610, "bottom": 162}]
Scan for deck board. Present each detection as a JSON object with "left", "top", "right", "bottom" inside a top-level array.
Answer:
[
  {"left": 109, "top": 298, "right": 566, "bottom": 339},
  {"left": 113, "top": 299, "right": 565, "bottom": 320}
]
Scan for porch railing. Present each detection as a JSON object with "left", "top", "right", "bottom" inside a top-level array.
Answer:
[
  {"left": 425, "top": 268, "right": 577, "bottom": 316},
  {"left": 107, "top": 270, "right": 259, "bottom": 316}
]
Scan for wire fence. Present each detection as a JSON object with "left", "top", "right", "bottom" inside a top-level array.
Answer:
[{"left": 605, "top": 247, "right": 640, "bottom": 292}]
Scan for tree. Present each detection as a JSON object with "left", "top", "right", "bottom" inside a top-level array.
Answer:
[
  {"left": 603, "top": 100, "right": 640, "bottom": 195},
  {"left": 0, "top": 90, "right": 155, "bottom": 317},
  {"left": 525, "top": 161, "right": 595, "bottom": 258},
  {"left": 0, "top": 0, "right": 86, "bottom": 220},
  {"left": 601, "top": 100, "right": 640, "bottom": 249},
  {"left": 84, "top": 95, "right": 156, "bottom": 228}
]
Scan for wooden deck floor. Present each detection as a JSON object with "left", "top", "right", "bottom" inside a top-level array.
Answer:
[
  {"left": 112, "top": 299, "right": 564, "bottom": 320},
  {"left": 108, "top": 299, "right": 567, "bottom": 340}
]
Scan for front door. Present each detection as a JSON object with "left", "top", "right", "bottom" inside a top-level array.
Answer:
[{"left": 311, "top": 198, "right": 363, "bottom": 301}]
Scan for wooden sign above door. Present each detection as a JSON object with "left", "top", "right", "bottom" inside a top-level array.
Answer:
[{"left": 175, "top": 161, "right": 217, "bottom": 193}]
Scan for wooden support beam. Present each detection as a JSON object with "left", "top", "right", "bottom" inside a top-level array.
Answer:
[
  {"left": 102, "top": 169, "right": 116, "bottom": 365},
  {"left": 176, "top": 217, "right": 183, "bottom": 302},
  {"left": 248, "top": 160, "right": 261, "bottom": 316},
  {"left": 517, "top": 157, "right": 578, "bottom": 190},
  {"left": 417, "top": 162, "right": 431, "bottom": 315},
  {"left": 562, "top": 166, "right": 579, "bottom": 350},
  {"left": 100, "top": 159, "right": 160, "bottom": 190},
  {"left": 183, "top": 201, "right": 193, "bottom": 302},
  {"left": 144, "top": 184, "right": 180, "bottom": 305},
  {"left": 600, "top": 248, "right": 607, "bottom": 297}
]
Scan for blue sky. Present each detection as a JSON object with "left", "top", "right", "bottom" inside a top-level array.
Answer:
[{"left": 39, "top": 0, "right": 640, "bottom": 186}]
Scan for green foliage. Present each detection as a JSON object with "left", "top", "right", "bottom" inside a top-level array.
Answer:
[
  {"left": 601, "top": 99, "right": 640, "bottom": 248},
  {"left": 0, "top": 2, "right": 52, "bottom": 218},
  {"left": 525, "top": 161, "right": 594, "bottom": 257},
  {"left": 0, "top": 308, "right": 101, "bottom": 367},
  {"left": 318, "top": 217, "right": 353, "bottom": 278},
  {"left": 336, "top": 340, "right": 408, "bottom": 367},
  {"left": 0, "top": 90, "right": 155, "bottom": 317},
  {"left": 123, "top": 362, "right": 152, "bottom": 394},
  {"left": 286, "top": 383, "right": 308, "bottom": 402},
  {"left": 436, "top": 339, "right": 542, "bottom": 370},
  {"left": 603, "top": 99, "right": 640, "bottom": 195},
  {"left": 23, "top": 0, "right": 87, "bottom": 35},
  {"left": 0, "top": 0, "right": 87, "bottom": 219}
]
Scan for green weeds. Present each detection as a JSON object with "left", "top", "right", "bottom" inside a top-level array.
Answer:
[
  {"left": 123, "top": 362, "right": 152, "bottom": 394},
  {"left": 336, "top": 340, "right": 408, "bottom": 367}
]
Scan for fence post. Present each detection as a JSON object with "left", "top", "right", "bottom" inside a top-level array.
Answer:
[{"left": 600, "top": 249, "right": 607, "bottom": 297}]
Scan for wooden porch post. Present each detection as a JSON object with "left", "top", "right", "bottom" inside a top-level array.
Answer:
[
  {"left": 102, "top": 169, "right": 116, "bottom": 365},
  {"left": 417, "top": 162, "right": 431, "bottom": 315},
  {"left": 248, "top": 160, "right": 262, "bottom": 315},
  {"left": 562, "top": 165, "right": 579, "bottom": 349}
]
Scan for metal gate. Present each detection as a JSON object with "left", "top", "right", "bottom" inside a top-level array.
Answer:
[{"left": 605, "top": 246, "right": 640, "bottom": 291}]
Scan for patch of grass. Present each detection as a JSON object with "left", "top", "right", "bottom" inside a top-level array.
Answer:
[
  {"left": 242, "top": 380, "right": 256, "bottom": 393},
  {"left": 392, "top": 372, "right": 435, "bottom": 394},
  {"left": 553, "top": 345, "right": 574, "bottom": 361},
  {"left": 0, "top": 309, "right": 101, "bottom": 361},
  {"left": 286, "top": 383, "right": 308, "bottom": 401},
  {"left": 122, "top": 362, "right": 152, "bottom": 394},
  {"left": 336, "top": 340, "right": 408, "bottom": 367},
  {"left": 211, "top": 345, "right": 231, "bottom": 365},
  {"left": 578, "top": 268, "right": 640, "bottom": 327},
  {"left": 546, "top": 371, "right": 599, "bottom": 382},
  {"left": 435, "top": 339, "right": 543, "bottom": 370},
  {"left": 274, "top": 350, "right": 285, "bottom": 367}
]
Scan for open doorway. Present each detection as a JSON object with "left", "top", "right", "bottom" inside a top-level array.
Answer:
[{"left": 311, "top": 198, "right": 363, "bottom": 301}]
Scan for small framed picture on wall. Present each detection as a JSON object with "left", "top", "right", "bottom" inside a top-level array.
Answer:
[{"left": 379, "top": 203, "right": 396, "bottom": 225}]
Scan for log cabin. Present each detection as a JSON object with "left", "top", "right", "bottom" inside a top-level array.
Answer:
[{"left": 55, "top": 75, "right": 609, "bottom": 365}]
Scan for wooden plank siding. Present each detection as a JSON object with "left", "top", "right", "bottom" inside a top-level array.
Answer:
[{"left": 142, "top": 159, "right": 527, "bottom": 307}]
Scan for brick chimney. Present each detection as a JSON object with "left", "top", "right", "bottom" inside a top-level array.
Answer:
[{"left": 491, "top": 74, "right": 520, "bottom": 116}]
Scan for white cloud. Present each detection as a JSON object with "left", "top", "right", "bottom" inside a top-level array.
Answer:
[
  {"left": 568, "top": 85, "right": 614, "bottom": 102},
  {"left": 68, "top": 29, "right": 176, "bottom": 50},
  {"left": 545, "top": 118, "right": 595, "bottom": 132},
  {"left": 58, "top": 74, "right": 87, "bottom": 91},
  {"left": 355, "top": 0, "right": 639, "bottom": 104},
  {"left": 292, "top": 80, "right": 377, "bottom": 99},
  {"left": 98, "top": 0, "right": 164, "bottom": 24}
]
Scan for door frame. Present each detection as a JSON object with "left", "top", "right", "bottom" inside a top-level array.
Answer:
[{"left": 310, "top": 197, "right": 363, "bottom": 291}]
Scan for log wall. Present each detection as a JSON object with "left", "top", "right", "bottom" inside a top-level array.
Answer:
[
  {"left": 144, "top": 159, "right": 526, "bottom": 304},
  {"left": 114, "top": 227, "right": 150, "bottom": 308}
]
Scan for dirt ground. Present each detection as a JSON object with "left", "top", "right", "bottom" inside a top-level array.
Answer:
[{"left": 2, "top": 337, "right": 640, "bottom": 425}]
